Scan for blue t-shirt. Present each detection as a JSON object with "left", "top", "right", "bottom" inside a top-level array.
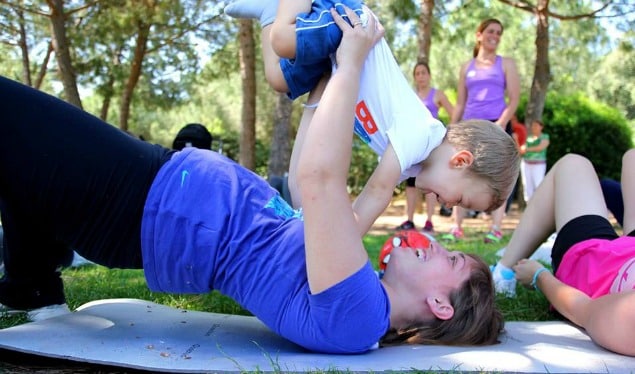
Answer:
[{"left": 141, "top": 148, "right": 390, "bottom": 353}]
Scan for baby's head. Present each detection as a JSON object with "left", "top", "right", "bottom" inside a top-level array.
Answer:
[{"left": 445, "top": 119, "right": 520, "bottom": 212}]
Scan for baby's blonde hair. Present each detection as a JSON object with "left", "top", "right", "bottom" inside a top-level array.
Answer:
[{"left": 445, "top": 119, "right": 520, "bottom": 212}]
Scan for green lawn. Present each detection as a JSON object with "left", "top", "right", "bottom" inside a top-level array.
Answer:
[{"left": 0, "top": 229, "right": 555, "bottom": 329}]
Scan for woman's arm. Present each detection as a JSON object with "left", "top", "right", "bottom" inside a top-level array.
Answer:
[
  {"left": 288, "top": 76, "right": 329, "bottom": 209},
  {"left": 514, "top": 259, "right": 589, "bottom": 326},
  {"left": 297, "top": 7, "right": 383, "bottom": 294},
  {"left": 450, "top": 63, "right": 468, "bottom": 124},
  {"left": 435, "top": 89, "right": 454, "bottom": 120},
  {"left": 514, "top": 259, "right": 635, "bottom": 356},
  {"left": 495, "top": 56, "right": 520, "bottom": 127}
]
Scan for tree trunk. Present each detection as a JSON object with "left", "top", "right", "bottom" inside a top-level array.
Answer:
[
  {"left": 238, "top": 19, "right": 256, "bottom": 170},
  {"left": 119, "top": 19, "right": 150, "bottom": 132},
  {"left": 34, "top": 42, "right": 54, "bottom": 90},
  {"left": 47, "top": 0, "right": 82, "bottom": 108},
  {"left": 416, "top": 0, "right": 434, "bottom": 63},
  {"left": 268, "top": 92, "right": 293, "bottom": 177},
  {"left": 100, "top": 73, "right": 115, "bottom": 121},
  {"left": 15, "top": 6, "right": 32, "bottom": 86},
  {"left": 524, "top": 0, "right": 550, "bottom": 126}
]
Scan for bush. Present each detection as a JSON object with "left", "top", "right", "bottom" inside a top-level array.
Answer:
[
  {"left": 348, "top": 137, "right": 382, "bottom": 195},
  {"left": 518, "top": 92, "right": 632, "bottom": 180}
]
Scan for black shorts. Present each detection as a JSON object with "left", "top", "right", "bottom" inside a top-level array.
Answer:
[
  {"left": 551, "top": 215, "right": 635, "bottom": 272},
  {"left": 406, "top": 177, "right": 416, "bottom": 187}
]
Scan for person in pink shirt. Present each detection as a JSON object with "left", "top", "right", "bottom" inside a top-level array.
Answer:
[{"left": 492, "top": 150, "right": 635, "bottom": 356}]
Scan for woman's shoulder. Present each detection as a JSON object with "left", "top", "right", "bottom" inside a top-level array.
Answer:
[
  {"left": 459, "top": 59, "right": 473, "bottom": 75},
  {"left": 500, "top": 55, "right": 517, "bottom": 66}
]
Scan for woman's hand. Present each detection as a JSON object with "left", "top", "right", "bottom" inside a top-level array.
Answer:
[
  {"left": 513, "top": 259, "right": 545, "bottom": 288},
  {"left": 330, "top": 6, "right": 384, "bottom": 72}
]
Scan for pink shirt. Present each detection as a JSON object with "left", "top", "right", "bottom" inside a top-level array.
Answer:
[{"left": 556, "top": 236, "right": 635, "bottom": 298}]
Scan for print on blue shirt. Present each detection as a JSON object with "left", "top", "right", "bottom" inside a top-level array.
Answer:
[{"left": 265, "top": 195, "right": 304, "bottom": 220}]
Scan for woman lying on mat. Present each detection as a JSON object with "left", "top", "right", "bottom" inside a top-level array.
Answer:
[
  {"left": 0, "top": 7, "right": 501, "bottom": 353},
  {"left": 492, "top": 151, "right": 635, "bottom": 356}
]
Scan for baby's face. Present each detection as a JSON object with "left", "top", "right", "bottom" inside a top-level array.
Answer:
[{"left": 433, "top": 176, "right": 493, "bottom": 212}]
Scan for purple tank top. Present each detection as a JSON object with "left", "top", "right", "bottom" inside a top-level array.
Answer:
[
  {"left": 421, "top": 88, "right": 439, "bottom": 119},
  {"left": 462, "top": 55, "right": 506, "bottom": 121}
]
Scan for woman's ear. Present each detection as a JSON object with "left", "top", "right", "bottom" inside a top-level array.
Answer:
[
  {"left": 450, "top": 150, "right": 474, "bottom": 169},
  {"left": 426, "top": 295, "right": 455, "bottom": 320}
]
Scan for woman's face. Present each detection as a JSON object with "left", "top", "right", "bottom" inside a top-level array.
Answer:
[
  {"left": 531, "top": 121, "right": 543, "bottom": 136},
  {"left": 477, "top": 22, "right": 503, "bottom": 53},
  {"left": 383, "top": 240, "right": 476, "bottom": 301},
  {"left": 413, "top": 64, "right": 431, "bottom": 89}
]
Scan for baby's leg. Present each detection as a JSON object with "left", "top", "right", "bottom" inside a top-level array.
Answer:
[
  {"left": 271, "top": 0, "right": 312, "bottom": 59},
  {"left": 261, "top": 25, "right": 288, "bottom": 93}
]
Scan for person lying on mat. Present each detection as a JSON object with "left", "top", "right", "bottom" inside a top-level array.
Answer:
[
  {"left": 491, "top": 151, "right": 635, "bottom": 356},
  {"left": 0, "top": 7, "right": 501, "bottom": 353}
]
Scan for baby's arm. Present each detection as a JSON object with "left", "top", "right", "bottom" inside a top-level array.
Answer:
[{"left": 352, "top": 144, "right": 401, "bottom": 235}]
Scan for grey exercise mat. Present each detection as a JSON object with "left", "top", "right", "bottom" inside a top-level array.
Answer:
[{"left": 0, "top": 298, "right": 633, "bottom": 373}]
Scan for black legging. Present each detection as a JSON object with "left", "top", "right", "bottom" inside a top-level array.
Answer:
[{"left": 0, "top": 76, "right": 172, "bottom": 284}]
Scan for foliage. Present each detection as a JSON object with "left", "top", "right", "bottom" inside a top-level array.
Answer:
[
  {"left": 587, "top": 34, "right": 635, "bottom": 120},
  {"left": 517, "top": 92, "right": 633, "bottom": 180},
  {"left": 348, "top": 138, "right": 381, "bottom": 195},
  {"left": 1, "top": 0, "right": 633, "bottom": 185}
]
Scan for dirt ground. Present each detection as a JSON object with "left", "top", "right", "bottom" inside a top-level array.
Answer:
[{"left": 369, "top": 195, "right": 522, "bottom": 236}]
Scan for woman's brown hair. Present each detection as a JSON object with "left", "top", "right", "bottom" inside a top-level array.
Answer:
[{"left": 412, "top": 61, "right": 431, "bottom": 78}]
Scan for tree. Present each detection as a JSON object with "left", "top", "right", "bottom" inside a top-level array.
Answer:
[
  {"left": 46, "top": 0, "right": 83, "bottom": 108},
  {"left": 588, "top": 35, "right": 635, "bottom": 120},
  {"left": 498, "top": 0, "right": 635, "bottom": 126},
  {"left": 416, "top": 0, "right": 434, "bottom": 63},
  {"left": 0, "top": 0, "right": 86, "bottom": 105},
  {"left": 2, "top": 0, "right": 230, "bottom": 131},
  {"left": 268, "top": 93, "right": 293, "bottom": 178},
  {"left": 237, "top": 19, "right": 256, "bottom": 170}
]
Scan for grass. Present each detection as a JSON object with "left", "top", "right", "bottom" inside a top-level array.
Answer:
[
  {"left": 0, "top": 228, "right": 556, "bottom": 329},
  {"left": 0, "top": 229, "right": 564, "bottom": 373}
]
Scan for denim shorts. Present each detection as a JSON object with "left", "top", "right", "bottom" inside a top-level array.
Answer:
[{"left": 280, "top": 0, "right": 364, "bottom": 99}]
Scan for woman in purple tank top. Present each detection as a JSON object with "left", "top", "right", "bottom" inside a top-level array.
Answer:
[
  {"left": 397, "top": 61, "right": 453, "bottom": 233},
  {"left": 443, "top": 18, "right": 520, "bottom": 244}
]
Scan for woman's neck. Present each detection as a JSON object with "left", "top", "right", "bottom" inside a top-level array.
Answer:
[
  {"left": 416, "top": 85, "right": 431, "bottom": 98},
  {"left": 476, "top": 50, "right": 497, "bottom": 64}
]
